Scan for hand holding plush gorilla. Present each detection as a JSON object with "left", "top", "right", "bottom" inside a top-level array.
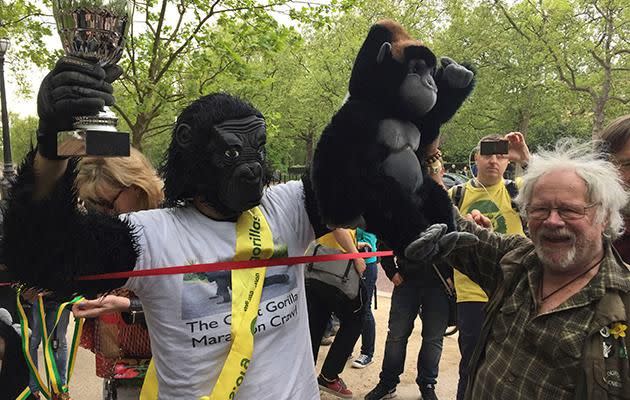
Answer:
[{"left": 312, "top": 20, "right": 475, "bottom": 257}]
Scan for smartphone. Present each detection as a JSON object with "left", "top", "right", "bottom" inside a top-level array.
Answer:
[{"left": 479, "top": 140, "right": 509, "bottom": 155}]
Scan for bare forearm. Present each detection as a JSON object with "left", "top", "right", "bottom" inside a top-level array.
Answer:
[{"left": 332, "top": 229, "right": 359, "bottom": 253}]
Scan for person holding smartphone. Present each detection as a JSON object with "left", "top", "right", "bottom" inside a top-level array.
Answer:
[{"left": 448, "top": 132, "right": 530, "bottom": 400}]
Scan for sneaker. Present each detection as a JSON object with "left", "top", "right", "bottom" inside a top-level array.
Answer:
[
  {"left": 420, "top": 383, "right": 438, "bottom": 400},
  {"left": 352, "top": 354, "right": 373, "bottom": 369},
  {"left": 365, "top": 383, "right": 396, "bottom": 400},
  {"left": 321, "top": 335, "right": 334, "bottom": 346},
  {"left": 318, "top": 375, "right": 353, "bottom": 399}
]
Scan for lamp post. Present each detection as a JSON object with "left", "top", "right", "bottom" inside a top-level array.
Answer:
[{"left": 0, "top": 37, "right": 15, "bottom": 199}]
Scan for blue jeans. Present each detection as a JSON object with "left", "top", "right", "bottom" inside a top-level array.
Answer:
[
  {"left": 359, "top": 261, "right": 377, "bottom": 357},
  {"left": 378, "top": 281, "right": 449, "bottom": 388},
  {"left": 28, "top": 301, "right": 71, "bottom": 392}
]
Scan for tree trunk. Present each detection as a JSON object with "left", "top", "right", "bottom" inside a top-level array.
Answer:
[
  {"left": 130, "top": 113, "right": 153, "bottom": 151},
  {"left": 304, "top": 129, "right": 314, "bottom": 166},
  {"left": 591, "top": 71, "right": 611, "bottom": 138},
  {"left": 517, "top": 107, "right": 531, "bottom": 136}
]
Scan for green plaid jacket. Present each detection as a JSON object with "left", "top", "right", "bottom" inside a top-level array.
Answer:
[{"left": 449, "top": 215, "right": 630, "bottom": 400}]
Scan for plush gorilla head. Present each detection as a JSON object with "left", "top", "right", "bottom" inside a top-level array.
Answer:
[
  {"left": 161, "top": 93, "right": 272, "bottom": 217},
  {"left": 348, "top": 20, "right": 438, "bottom": 121}
]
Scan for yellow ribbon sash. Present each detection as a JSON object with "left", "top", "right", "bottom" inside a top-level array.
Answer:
[{"left": 140, "top": 206, "right": 273, "bottom": 400}]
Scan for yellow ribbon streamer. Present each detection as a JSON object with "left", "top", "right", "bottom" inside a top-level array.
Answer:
[{"left": 16, "top": 291, "right": 85, "bottom": 399}]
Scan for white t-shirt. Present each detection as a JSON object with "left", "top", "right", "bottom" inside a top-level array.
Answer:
[{"left": 124, "top": 181, "right": 319, "bottom": 400}]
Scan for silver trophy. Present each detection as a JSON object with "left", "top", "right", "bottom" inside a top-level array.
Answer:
[{"left": 52, "top": 0, "right": 132, "bottom": 157}]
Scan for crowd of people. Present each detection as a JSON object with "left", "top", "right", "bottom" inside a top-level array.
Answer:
[{"left": 0, "top": 52, "right": 628, "bottom": 400}]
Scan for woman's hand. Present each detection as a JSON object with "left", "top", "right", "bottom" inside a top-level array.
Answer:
[{"left": 72, "top": 295, "right": 131, "bottom": 318}]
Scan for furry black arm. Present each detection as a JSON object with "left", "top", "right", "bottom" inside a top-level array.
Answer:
[{"left": 2, "top": 150, "right": 139, "bottom": 298}]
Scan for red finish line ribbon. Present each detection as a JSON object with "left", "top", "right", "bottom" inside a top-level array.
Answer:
[{"left": 78, "top": 250, "right": 394, "bottom": 281}]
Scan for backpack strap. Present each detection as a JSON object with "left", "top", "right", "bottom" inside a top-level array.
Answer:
[
  {"left": 504, "top": 179, "right": 520, "bottom": 212},
  {"left": 451, "top": 183, "right": 466, "bottom": 210}
]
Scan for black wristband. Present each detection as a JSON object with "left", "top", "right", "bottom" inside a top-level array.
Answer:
[
  {"left": 121, "top": 297, "right": 144, "bottom": 324},
  {"left": 129, "top": 297, "right": 143, "bottom": 313}
]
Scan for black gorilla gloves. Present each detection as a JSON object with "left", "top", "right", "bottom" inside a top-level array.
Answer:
[{"left": 36, "top": 56, "right": 123, "bottom": 160}]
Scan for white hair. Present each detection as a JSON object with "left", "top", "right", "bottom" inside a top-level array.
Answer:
[{"left": 516, "top": 138, "right": 628, "bottom": 239}]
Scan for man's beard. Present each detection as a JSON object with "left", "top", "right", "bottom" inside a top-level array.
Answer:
[
  {"left": 533, "top": 227, "right": 578, "bottom": 270},
  {"left": 621, "top": 199, "right": 630, "bottom": 217}
]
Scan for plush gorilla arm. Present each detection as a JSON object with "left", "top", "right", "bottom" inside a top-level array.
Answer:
[
  {"left": 311, "top": 100, "right": 382, "bottom": 228},
  {"left": 417, "top": 56, "right": 476, "bottom": 149}
]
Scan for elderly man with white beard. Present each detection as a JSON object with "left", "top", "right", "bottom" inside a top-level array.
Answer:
[{"left": 405, "top": 139, "right": 630, "bottom": 400}]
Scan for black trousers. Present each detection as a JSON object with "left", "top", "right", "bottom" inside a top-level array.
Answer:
[
  {"left": 306, "top": 279, "right": 365, "bottom": 379},
  {"left": 456, "top": 301, "right": 486, "bottom": 400}
]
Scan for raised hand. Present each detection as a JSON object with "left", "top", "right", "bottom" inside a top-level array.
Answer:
[
  {"left": 504, "top": 131, "right": 531, "bottom": 165},
  {"left": 36, "top": 56, "right": 118, "bottom": 159}
]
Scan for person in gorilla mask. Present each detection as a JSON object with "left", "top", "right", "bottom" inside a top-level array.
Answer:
[{"left": 3, "top": 57, "right": 329, "bottom": 399}]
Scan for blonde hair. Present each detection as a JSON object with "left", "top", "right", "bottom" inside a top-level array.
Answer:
[{"left": 75, "top": 148, "right": 164, "bottom": 210}]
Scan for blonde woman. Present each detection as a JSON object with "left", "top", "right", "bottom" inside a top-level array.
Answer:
[{"left": 72, "top": 148, "right": 163, "bottom": 400}]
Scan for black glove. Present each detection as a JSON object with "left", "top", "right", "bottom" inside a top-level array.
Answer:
[
  {"left": 36, "top": 56, "right": 122, "bottom": 160},
  {"left": 404, "top": 223, "right": 478, "bottom": 261},
  {"left": 439, "top": 57, "right": 474, "bottom": 89}
]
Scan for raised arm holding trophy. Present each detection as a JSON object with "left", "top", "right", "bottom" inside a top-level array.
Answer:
[{"left": 49, "top": 0, "right": 132, "bottom": 157}]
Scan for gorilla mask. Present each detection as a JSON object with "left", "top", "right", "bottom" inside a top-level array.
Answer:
[
  {"left": 161, "top": 92, "right": 271, "bottom": 218},
  {"left": 207, "top": 115, "right": 267, "bottom": 215}
]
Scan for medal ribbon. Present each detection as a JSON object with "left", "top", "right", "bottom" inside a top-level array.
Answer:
[{"left": 16, "top": 290, "right": 85, "bottom": 399}]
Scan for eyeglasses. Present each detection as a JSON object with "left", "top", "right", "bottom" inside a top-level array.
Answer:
[
  {"left": 526, "top": 203, "right": 598, "bottom": 221},
  {"left": 85, "top": 188, "right": 124, "bottom": 212}
]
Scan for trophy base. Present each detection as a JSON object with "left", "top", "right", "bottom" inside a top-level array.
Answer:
[{"left": 57, "top": 130, "right": 130, "bottom": 157}]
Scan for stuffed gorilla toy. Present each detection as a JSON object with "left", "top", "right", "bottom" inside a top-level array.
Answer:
[{"left": 312, "top": 20, "right": 475, "bottom": 256}]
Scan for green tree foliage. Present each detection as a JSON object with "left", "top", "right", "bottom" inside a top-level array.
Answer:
[
  {"left": 6, "top": 112, "right": 37, "bottom": 163},
  {"left": 112, "top": 0, "right": 304, "bottom": 161},
  {"left": 493, "top": 0, "right": 629, "bottom": 137},
  {"left": 6, "top": 0, "right": 628, "bottom": 168},
  {"left": 0, "top": 0, "right": 55, "bottom": 90},
  {"left": 419, "top": 0, "right": 627, "bottom": 162}
]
